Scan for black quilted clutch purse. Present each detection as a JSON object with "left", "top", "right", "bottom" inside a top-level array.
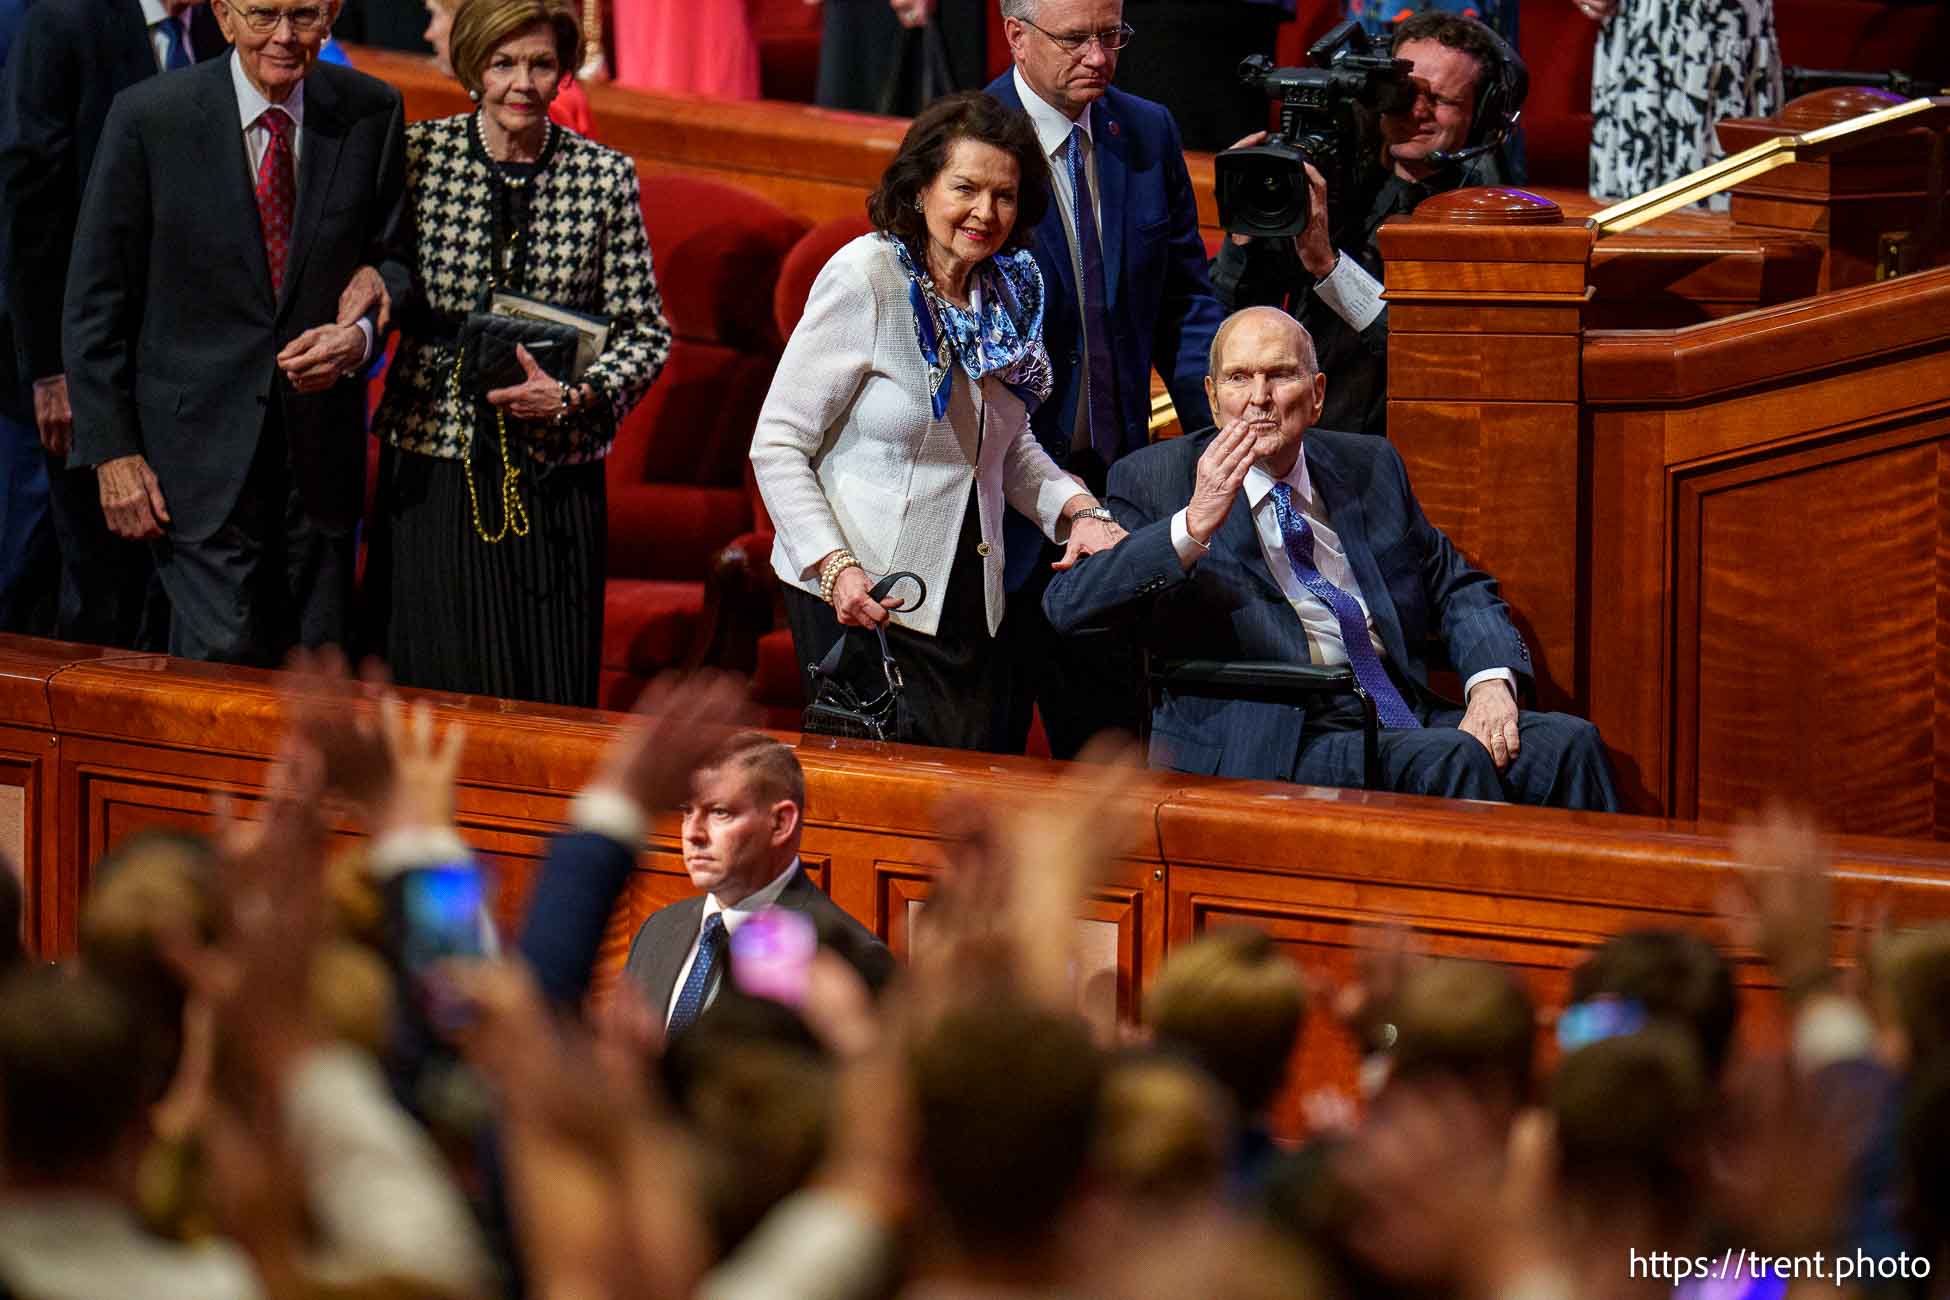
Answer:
[
  {"left": 456, "top": 310, "right": 579, "bottom": 394},
  {"left": 801, "top": 571, "right": 928, "bottom": 743}
]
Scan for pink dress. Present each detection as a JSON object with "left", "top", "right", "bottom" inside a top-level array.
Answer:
[{"left": 611, "top": 0, "right": 761, "bottom": 99}]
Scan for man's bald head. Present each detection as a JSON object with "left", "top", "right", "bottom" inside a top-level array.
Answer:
[{"left": 1208, "top": 306, "right": 1317, "bottom": 385}]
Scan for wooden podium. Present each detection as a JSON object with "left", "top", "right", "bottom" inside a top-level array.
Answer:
[{"left": 1377, "top": 91, "right": 1950, "bottom": 834}]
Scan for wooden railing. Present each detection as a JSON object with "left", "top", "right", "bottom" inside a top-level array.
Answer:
[{"left": 6, "top": 638, "right": 1950, "bottom": 1132}]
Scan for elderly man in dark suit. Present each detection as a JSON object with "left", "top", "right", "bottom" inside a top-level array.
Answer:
[
  {"left": 0, "top": 0, "right": 228, "bottom": 648},
  {"left": 62, "top": 0, "right": 406, "bottom": 664},
  {"left": 1045, "top": 307, "right": 1618, "bottom": 810},
  {"left": 622, "top": 732, "right": 893, "bottom": 1031},
  {"left": 985, "top": 0, "right": 1227, "bottom": 759}
]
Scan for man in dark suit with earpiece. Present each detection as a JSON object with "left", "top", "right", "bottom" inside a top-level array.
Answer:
[
  {"left": 622, "top": 732, "right": 893, "bottom": 1030},
  {"left": 1211, "top": 11, "right": 1525, "bottom": 437}
]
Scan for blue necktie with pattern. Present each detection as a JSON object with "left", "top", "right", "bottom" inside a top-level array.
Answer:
[
  {"left": 1066, "top": 124, "right": 1121, "bottom": 461},
  {"left": 158, "top": 17, "right": 191, "bottom": 70},
  {"left": 1269, "top": 482, "right": 1421, "bottom": 730},
  {"left": 667, "top": 912, "right": 725, "bottom": 1036}
]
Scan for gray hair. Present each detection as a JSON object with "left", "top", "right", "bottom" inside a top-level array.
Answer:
[
  {"left": 999, "top": 0, "right": 1038, "bottom": 19},
  {"left": 1208, "top": 306, "right": 1317, "bottom": 380}
]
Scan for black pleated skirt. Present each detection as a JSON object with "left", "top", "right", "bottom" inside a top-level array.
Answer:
[
  {"left": 367, "top": 441, "right": 605, "bottom": 708},
  {"left": 784, "top": 484, "right": 1011, "bottom": 753}
]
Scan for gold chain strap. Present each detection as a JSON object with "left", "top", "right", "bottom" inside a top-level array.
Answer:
[{"left": 450, "top": 347, "right": 531, "bottom": 545}]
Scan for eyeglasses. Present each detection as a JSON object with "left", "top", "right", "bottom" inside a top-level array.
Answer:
[
  {"left": 221, "top": 1, "right": 331, "bottom": 33},
  {"left": 1017, "top": 17, "right": 1134, "bottom": 55}
]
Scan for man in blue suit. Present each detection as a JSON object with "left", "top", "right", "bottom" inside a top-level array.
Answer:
[
  {"left": 987, "top": 0, "right": 1225, "bottom": 758},
  {"left": 1044, "top": 307, "right": 1617, "bottom": 810}
]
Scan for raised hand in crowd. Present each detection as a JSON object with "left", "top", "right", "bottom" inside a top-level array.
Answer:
[
  {"left": 589, "top": 668, "right": 754, "bottom": 816},
  {"left": 1336, "top": 1077, "right": 1562, "bottom": 1300},
  {"left": 1721, "top": 804, "right": 1839, "bottom": 1005},
  {"left": 918, "top": 732, "right": 1148, "bottom": 1018},
  {"left": 445, "top": 957, "right": 709, "bottom": 1300}
]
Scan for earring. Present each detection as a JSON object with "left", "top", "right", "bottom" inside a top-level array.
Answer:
[
  {"left": 469, "top": 88, "right": 482, "bottom": 103},
  {"left": 913, "top": 194, "right": 925, "bottom": 213}
]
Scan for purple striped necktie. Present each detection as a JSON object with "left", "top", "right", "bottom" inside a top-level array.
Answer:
[{"left": 1269, "top": 481, "right": 1421, "bottom": 730}]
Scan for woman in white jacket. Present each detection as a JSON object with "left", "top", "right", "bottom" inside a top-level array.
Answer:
[{"left": 751, "top": 92, "right": 1123, "bottom": 752}]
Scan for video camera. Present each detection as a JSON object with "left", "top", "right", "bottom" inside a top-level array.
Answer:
[{"left": 1214, "top": 21, "right": 1416, "bottom": 239}]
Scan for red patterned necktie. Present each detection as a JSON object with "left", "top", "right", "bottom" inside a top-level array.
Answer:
[{"left": 254, "top": 108, "right": 296, "bottom": 296}]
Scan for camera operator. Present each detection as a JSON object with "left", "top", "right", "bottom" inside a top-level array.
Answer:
[{"left": 1211, "top": 12, "right": 1514, "bottom": 436}]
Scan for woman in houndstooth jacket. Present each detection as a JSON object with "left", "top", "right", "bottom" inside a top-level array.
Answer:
[
  {"left": 368, "top": 0, "right": 669, "bottom": 708},
  {"left": 750, "top": 92, "right": 1122, "bottom": 753}
]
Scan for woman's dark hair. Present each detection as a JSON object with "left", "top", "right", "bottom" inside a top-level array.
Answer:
[{"left": 867, "top": 90, "right": 1050, "bottom": 264}]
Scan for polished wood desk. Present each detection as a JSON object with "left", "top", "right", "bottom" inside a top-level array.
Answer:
[{"left": 5, "top": 639, "right": 1949, "bottom": 1133}]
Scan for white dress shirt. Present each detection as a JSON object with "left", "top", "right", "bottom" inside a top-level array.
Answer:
[
  {"left": 1013, "top": 66, "right": 1105, "bottom": 439},
  {"left": 1315, "top": 253, "right": 1386, "bottom": 332},
  {"left": 1170, "top": 455, "right": 1514, "bottom": 699},
  {"left": 230, "top": 47, "right": 306, "bottom": 176},
  {"left": 137, "top": 0, "right": 192, "bottom": 73},
  {"left": 665, "top": 858, "right": 805, "bottom": 1025},
  {"left": 227, "top": 53, "right": 375, "bottom": 361}
]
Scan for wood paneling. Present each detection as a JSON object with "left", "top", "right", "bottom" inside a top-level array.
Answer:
[
  {"left": 1584, "top": 267, "right": 1950, "bottom": 831},
  {"left": 9, "top": 643, "right": 1950, "bottom": 1135},
  {"left": 1680, "top": 434, "right": 1940, "bottom": 830}
]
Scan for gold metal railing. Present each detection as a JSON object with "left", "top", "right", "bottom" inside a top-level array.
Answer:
[{"left": 1590, "top": 95, "right": 1950, "bottom": 235}]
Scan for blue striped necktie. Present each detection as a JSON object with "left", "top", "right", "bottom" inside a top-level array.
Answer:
[
  {"left": 1269, "top": 482, "right": 1421, "bottom": 730},
  {"left": 1066, "top": 124, "right": 1121, "bottom": 460}
]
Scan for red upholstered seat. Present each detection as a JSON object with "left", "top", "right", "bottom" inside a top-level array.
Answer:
[
  {"left": 601, "top": 173, "right": 808, "bottom": 703},
  {"left": 599, "top": 578, "right": 709, "bottom": 709}
]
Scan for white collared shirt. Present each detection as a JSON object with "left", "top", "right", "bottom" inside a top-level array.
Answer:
[
  {"left": 138, "top": 0, "right": 193, "bottom": 73},
  {"left": 230, "top": 47, "right": 306, "bottom": 178},
  {"left": 1171, "top": 456, "right": 1515, "bottom": 699},
  {"left": 228, "top": 51, "right": 374, "bottom": 360},
  {"left": 664, "top": 858, "right": 804, "bottom": 1025},
  {"left": 1013, "top": 65, "right": 1104, "bottom": 440}
]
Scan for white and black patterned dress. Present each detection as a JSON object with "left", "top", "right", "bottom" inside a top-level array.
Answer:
[
  {"left": 1589, "top": 0, "right": 1783, "bottom": 207},
  {"left": 368, "top": 113, "right": 670, "bottom": 707}
]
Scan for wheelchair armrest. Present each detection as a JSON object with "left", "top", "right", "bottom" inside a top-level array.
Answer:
[
  {"left": 1151, "top": 659, "right": 1358, "bottom": 701},
  {"left": 1147, "top": 658, "right": 1381, "bottom": 790}
]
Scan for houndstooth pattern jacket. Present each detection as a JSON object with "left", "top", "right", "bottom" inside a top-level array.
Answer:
[{"left": 372, "top": 113, "right": 671, "bottom": 464}]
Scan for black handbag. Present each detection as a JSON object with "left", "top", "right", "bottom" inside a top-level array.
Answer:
[
  {"left": 801, "top": 571, "right": 928, "bottom": 742},
  {"left": 455, "top": 288, "right": 611, "bottom": 396},
  {"left": 457, "top": 309, "right": 580, "bottom": 393}
]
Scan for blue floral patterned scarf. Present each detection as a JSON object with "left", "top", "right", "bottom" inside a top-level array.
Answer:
[{"left": 889, "top": 235, "right": 1055, "bottom": 420}]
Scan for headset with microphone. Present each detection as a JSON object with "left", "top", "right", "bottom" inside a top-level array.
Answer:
[{"left": 1424, "top": 22, "right": 1530, "bottom": 173}]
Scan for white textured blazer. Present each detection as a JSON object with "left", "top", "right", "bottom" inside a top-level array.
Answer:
[{"left": 751, "top": 234, "right": 1080, "bottom": 638}]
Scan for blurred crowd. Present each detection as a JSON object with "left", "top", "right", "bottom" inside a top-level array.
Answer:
[{"left": 0, "top": 659, "right": 1943, "bottom": 1300}]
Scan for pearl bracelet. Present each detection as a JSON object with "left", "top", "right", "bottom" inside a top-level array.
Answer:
[{"left": 818, "top": 550, "right": 862, "bottom": 604}]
